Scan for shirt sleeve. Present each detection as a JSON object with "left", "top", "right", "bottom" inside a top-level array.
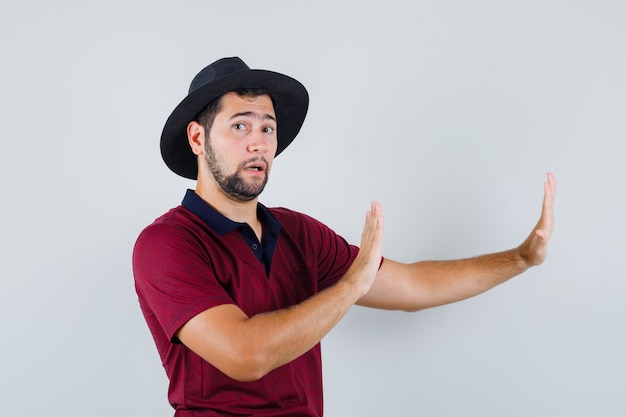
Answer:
[
  {"left": 317, "top": 229, "right": 359, "bottom": 290},
  {"left": 133, "top": 220, "right": 235, "bottom": 342}
]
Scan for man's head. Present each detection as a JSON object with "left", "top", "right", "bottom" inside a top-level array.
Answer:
[
  {"left": 188, "top": 89, "right": 277, "bottom": 202},
  {"left": 160, "top": 57, "right": 309, "bottom": 180}
]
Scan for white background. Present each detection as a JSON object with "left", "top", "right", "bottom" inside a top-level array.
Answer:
[{"left": 1, "top": 1, "right": 625, "bottom": 416}]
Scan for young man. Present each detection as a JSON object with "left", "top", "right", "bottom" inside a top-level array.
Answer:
[{"left": 133, "top": 57, "right": 556, "bottom": 417}]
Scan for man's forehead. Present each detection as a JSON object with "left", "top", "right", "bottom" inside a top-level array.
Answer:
[{"left": 220, "top": 91, "right": 276, "bottom": 116}]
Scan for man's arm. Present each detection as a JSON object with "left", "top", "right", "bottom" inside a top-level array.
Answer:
[
  {"left": 357, "top": 173, "right": 556, "bottom": 311},
  {"left": 176, "top": 202, "right": 384, "bottom": 382}
]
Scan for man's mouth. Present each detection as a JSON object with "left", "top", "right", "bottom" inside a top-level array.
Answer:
[{"left": 243, "top": 161, "right": 266, "bottom": 173}]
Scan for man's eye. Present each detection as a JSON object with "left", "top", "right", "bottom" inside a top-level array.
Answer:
[
  {"left": 263, "top": 126, "right": 275, "bottom": 133},
  {"left": 233, "top": 123, "right": 246, "bottom": 130}
]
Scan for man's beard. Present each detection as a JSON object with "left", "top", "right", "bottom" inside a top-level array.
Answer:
[{"left": 204, "top": 140, "right": 269, "bottom": 202}]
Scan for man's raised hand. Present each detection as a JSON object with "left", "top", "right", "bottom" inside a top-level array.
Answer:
[{"left": 519, "top": 173, "right": 556, "bottom": 267}]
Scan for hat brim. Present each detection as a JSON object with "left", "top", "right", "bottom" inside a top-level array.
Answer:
[{"left": 160, "top": 69, "right": 309, "bottom": 180}]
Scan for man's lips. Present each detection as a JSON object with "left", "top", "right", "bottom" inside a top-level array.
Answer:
[{"left": 242, "top": 160, "right": 267, "bottom": 174}]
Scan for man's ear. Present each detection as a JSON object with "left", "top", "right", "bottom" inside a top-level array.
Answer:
[{"left": 187, "top": 121, "right": 205, "bottom": 156}]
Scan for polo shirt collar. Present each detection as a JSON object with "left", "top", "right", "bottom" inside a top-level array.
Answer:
[{"left": 181, "top": 189, "right": 281, "bottom": 237}]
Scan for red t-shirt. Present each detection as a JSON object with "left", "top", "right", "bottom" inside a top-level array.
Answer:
[{"left": 133, "top": 191, "right": 358, "bottom": 416}]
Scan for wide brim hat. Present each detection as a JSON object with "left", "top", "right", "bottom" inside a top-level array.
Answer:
[{"left": 161, "top": 57, "right": 309, "bottom": 179}]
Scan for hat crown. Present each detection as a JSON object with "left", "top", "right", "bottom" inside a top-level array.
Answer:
[{"left": 188, "top": 57, "right": 250, "bottom": 94}]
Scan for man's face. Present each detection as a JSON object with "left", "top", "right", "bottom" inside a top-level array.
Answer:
[{"left": 203, "top": 92, "right": 278, "bottom": 202}]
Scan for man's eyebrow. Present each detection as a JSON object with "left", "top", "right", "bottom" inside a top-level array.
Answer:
[{"left": 229, "top": 111, "right": 276, "bottom": 122}]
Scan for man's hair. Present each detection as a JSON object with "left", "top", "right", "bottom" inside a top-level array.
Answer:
[{"left": 196, "top": 88, "right": 271, "bottom": 135}]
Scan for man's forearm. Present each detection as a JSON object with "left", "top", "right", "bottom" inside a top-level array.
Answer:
[
  {"left": 405, "top": 248, "right": 529, "bottom": 310},
  {"left": 239, "top": 278, "right": 362, "bottom": 380},
  {"left": 359, "top": 248, "right": 530, "bottom": 312}
]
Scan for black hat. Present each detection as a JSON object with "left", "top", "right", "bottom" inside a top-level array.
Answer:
[{"left": 160, "top": 57, "right": 309, "bottom": 179}]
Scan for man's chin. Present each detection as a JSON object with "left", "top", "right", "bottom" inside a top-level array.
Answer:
[
  {"left": 217, "top": 171, "right": 269, "bottom": 202},
  {"left": 222, "top": 184, "right": 266, "bottom": 202}
]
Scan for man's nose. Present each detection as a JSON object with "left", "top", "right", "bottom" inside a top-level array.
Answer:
[{"left": 247, "top": 129, "right": 269, "bottom": 153}]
